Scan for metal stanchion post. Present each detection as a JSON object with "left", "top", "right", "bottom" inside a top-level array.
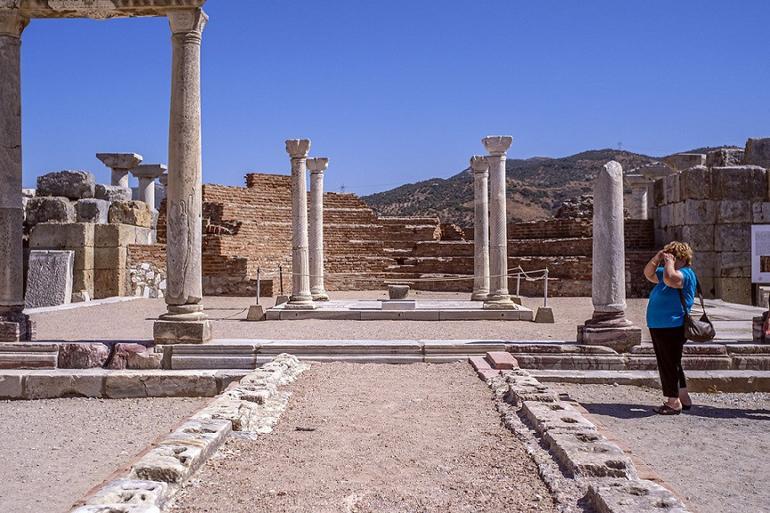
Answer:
[
  {"left": 248, "top": 266, "right": 266, "bottom": 321},
  {"left": 256, "top": 267, "right": 261, "bottom": 305},
  {"left": 543, "top": 268, "right": 548, "bottom": 307},
  {"left": 534, "top": 267, "right": 554, "bottom": 323}
]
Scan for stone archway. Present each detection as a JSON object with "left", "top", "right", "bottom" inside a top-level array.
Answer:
[{"left": 0, "top": 0, "right": 210, "bottom": 343}]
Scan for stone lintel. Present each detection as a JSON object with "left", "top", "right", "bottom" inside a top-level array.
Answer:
[
  {"left": 624, "top": 173, "right": 650, "bottom": 187},
  {"left": 1, "top": 1, "right": 206, "bottom": 20},
  {"left": 96, "top": 152, "right": 143, "bottom": 170},
  {"left": 131, "top": 163, "right": 168, "bottom": 180}
]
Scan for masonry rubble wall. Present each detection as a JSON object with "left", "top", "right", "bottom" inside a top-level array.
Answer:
[{"left": 652, "top": 141, "right": 770, "bottom": 305}]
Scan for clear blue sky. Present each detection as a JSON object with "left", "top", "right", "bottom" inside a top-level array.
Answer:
[{"left": 20, "top": 0, "right": 770, "bottom": 194}]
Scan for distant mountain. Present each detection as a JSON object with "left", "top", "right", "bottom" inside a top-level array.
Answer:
[{"left": 362, "top": 149, "right": 658, "bottom": 226}]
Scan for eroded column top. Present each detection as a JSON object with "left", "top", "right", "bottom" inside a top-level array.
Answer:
[
  {"left": 96, "top": 152, "right": 143, "bottom": 170},
  {"left": 167, "top": 6, "right": 206, "bottom": 34},
  {"left": 307, "top": 157, "right": 329, "bottom": 174},
  {"left": 0, "top": 10, "right": 28, "bottom": 36},
  {"left": 0, "top": 1, "right": 206, "bottom": 20},
  {"left": 482, "top": 135, "right": 513, "bottom": 156},
  {"left": 285, "top": 139, "right": 311, "bottom": 159},
  {"left": 470, "top": 155, "right": 489, "bottom": 173},
  {"left": 131, "top": 163, "right": 167, "bottom": 180}
]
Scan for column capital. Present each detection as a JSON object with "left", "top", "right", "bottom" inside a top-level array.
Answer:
[
  {"left": 307, "top": 157, "right": 329, "bottom": 174},
  {"left": 285, "top": 139, "right": 311, "bottom": 159},
  {"left": 131, "top": 163, "right": 168, "bottom": 180},
  {"left": 482, "top": 135, "right": 513, "bottom": 156},
  {"left": 167, "top": 8, "right": 208, "bottom": 35},
  {"left": 470, "top": 155, "right": 489, "bottom": 174},
  {"left": 96, "top": 152, "right": 143, "bottom": 170},
  {"left": 0, "top": 11, "right": 29, "bottom": 38}
]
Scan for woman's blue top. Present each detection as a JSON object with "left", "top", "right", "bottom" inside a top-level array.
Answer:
[{"left": 646, "top": 266, "right": 697, "bottom": 329}]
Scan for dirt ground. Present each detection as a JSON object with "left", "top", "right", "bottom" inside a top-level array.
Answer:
[
  {"left": 170, "top": 362, "right": 557, "bottom": 513},
  {"left": 0, "top": 397, "right": 208, "bottom": 513},
  {"left": 552, "top": 384, "right": 770, "bottom": 513},
  {"left": 30, "top": 293, "right": 653, "bottom": 342}
]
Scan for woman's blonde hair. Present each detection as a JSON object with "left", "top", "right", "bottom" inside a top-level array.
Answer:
[{"left": 663, "top": 241, "right": 693, "bottom": 266}]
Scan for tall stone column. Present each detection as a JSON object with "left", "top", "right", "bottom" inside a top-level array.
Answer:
[
  {"left": 307, "top": 157, "right": 329, "bottom": 301},
  {"left": 285, "top": 139, "right": 316, "bottom": 309},
  {"left": 0, "top": 12, "right": 32, "bottom": 342},
  {"left": 96, "top": 153, "right": 143, "bottom": 188},
  {"left": 578, "top": 161, "right": 641, "bottom": 352},
  {"left": 154, "top": 8, "right": 210, "bottom": 344},
  {"left": 131, "top": 164, "right": 167, "bottom": 211},
  {"left": 482, "top": 135, "right": 517, "bottom": 309},
  {"left": 625, "top": 174, "right": 650, "bottom": 220},
  {"left": 470, "top": 156, "right": 490, "bottom": 301}
]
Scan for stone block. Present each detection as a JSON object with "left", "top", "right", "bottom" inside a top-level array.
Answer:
[
  {"left": 94, "top": 269, "right": 126, "bottom": 298},
  {"left": 107, "top": 343, "right": 150, "bottom": 370},
  {"left": 543, "top": 430, "right": 635, "bottom": 479},
  {"left": 131, "top": 445, "right": 196, "bottom": 483},
  {"left": 658, "top": 204, "right": 672, "bottom": 227},
  {"left": 670, "top": 202, "right": 685, "bottom": 226},
  {"left": 671, "top": 224, "right": 715, "bottom": 253},
  {"left": 85, "top": 479, "right": 169, "bottom": 509},
  {"left": 109, "top": 201, "right": 153, "bottom": 228},
  {"left": 661, "top": 173, "right": 680, "bottom": 204},
  {"left": 0, "top": 342, "right": 57, "bottom": 369},
  {"left": 127, "top": 351, "right": 163, "bottom": 370},
  {"left": 504, "top": 374, "right": 558, "bottom": 405},
  {"left": 690, "top": 250, "right": 717, "bottom": 276},
  {"left": 678, "top": 165, "right": 711, "bottom": 200},
  {"left": 25, "top": 250, "right": 74, "bottom": 308},
  {"left": 577, "top": 325, "right": 642, "bottom": 353},
  {"left": 718, "top": 200, "right": 752, "bottom": 224},
  {"left": 76, "top": 198, "right": 109, "bottom": 224},
  {"left": 153, "top": 320, "right": 212, "bottom": 345},
  {"left": 95, "top": 223, "right": 137, "bottom": 248},
  {"left": 682, "top": 199, "right": 716, "bottom": 225},
  {"left": 94, "top": 184, "right": 132, "bottom": 202},
  {"left": 0, "top": 374, "right": 23, "bottom": 399},
  {"left": 30, "top": 222, "right": 94, "bottom": 250},
  {"left": 74, "top": 269, "right": 94, "bottom": 293},
  {"left": 95, "top": 247, "right": 127, "bottom": 270},
  {"left": 135, "top": 227, "right": 154, "bottom": 245},
  {"left": 521, "top": 400, "right": 596, "bottom": 434},
  {"left": 72, "top": 246, "right": 95, "bottom": 272},
  {"left": 36, "top": 170, "right": 95, "bottom": 200},
  {"left": 24, "top": 373, "right": 104, "bottom": 399},
  {"left": 25, "top": 196, "right": 75, "bottom": 225},
  {"left": 716, "top": 277, "right": 752, "bottom": 305},
  {"left": 388, "top": 284, "right": 410, "bottom": 299},
  {"left": 744, "top": 137, "right": 770, "bottom": 169},
  {"left": 484, "top": 351, "right": 518, "bottom": 370},
  {"left": 71, "top": 505, "right": 161, "bottom": 513},
  {"left": 714, "top": 223, "right": 750, "bottom": 252},
  {"left": 587, "top": 479, "right": 692, "bottom": 513},
  {"left": 653, "top": 178, "right": 664, "bottom": 206},
  {"left": 58, "top": 343, "right": 110, "bottom": 369},
  {"left": 712, "top": 165, "right": 767, "bottom": 201},
  {"left": 752, "top": 202, "right": 770, "bottom": 223},
  {"left": 534, "top": 306, "right": 555, "bottom": 323},
  {"left": 718, "top": 251, "right": 751, "bottom": 278},
  {"left": 707, "top": 148, "right": 744, "bottom": 168},
  {"left": 663, "top": 153, "right": 705, "bottom": 171}
]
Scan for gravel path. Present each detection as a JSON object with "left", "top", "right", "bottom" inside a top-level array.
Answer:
[
  {"left": 552, "top": 384, "right": 770, "bottom": 513},
  {"left": 170, "top": 362, "right": 557, "bottom": 513},
  {"left": 30, "top": 293, "right": 653, "bottom": 341},
  {"left": 0, "top": 397, "right": 208, "bottom": 513}
]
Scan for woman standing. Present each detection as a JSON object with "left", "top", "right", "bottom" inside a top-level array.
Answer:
[{"left": 644, "top": 241, "right": 697, "bottom": 415}]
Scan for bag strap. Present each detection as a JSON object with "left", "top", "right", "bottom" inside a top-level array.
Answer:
[{"left": 676, "top": 271, "right": 708, "bottom": 319}]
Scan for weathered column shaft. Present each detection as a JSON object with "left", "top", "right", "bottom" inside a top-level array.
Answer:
[
  {"left": 112, "top": 169, "right": 130, "bottom": 188},
  {"left": 0, "top": 14, "right": 26, "bottom": 312},
  {"left": 630, "top": 185, "right": 648, "bottom": 220},
  {"left": 164, "top": 9, "right": 206, "bottom": 313},
  {"left": 308, "top": 157, "right": 329, "bottom": 301},
  {"left": 286, "top": 139, "right": 315, "bottom": 308},
  {"left": 138, "top": 177, "right": 155, "bottom": 209},
  {"left": 471, "top": 156, "right": 490, "bottom": 301},
  {"left": 592, "top": 161, "right": 627, "bottom": 314}
]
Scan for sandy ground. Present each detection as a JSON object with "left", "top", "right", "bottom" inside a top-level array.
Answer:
[
  {"left": 170, "top": 362, "right": 557, "bottom": 513},
  {"left": 0, "top": 397, "right": 208, "bottom": 513},
  {"left": 552, "top": 384, "right": 770, "bottom": 513},
  {"left": 30, "top": 293, "right": 654, "bottom": 342}
]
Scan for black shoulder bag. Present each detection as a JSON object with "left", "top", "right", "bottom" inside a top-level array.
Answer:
[{"left": 678, "top": 278, "right": 716, "bottom": 342}]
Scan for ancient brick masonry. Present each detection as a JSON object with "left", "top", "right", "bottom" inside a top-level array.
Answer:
[{"left": 135, "top": 172, "right": 655, "bottom": 298}]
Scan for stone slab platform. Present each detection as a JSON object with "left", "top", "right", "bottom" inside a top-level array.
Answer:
[{"left": 266, "top": 299, "right": 534, "bottom": 321}]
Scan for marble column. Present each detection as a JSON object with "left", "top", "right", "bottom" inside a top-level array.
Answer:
[
  {"left": 285, "top": 139, "right": 316, "bottom": 309},
  {"left": 578, "top": 161, "right": 641, "bottom": 352},
  {"left": 625, "top": 174, "right": 650, "bottom": 220},
  {"left": 154, "top": 8, "right": 210, "bottom": 344},
  {"left": 131, "top": 164, "right": 167, "bottom": 211},
  {"left": 482, "top": 135, "right": 516, "bottom": 309},
  {"left": 307, "top": 157, "right": 329, "bottom": 301},
  {"left": 96, "top": 153, "right": 143, "bottom": 188},
  {"left": 470, "top": 156, "right": 490, "bottom": 301},
  {"left": 0, "top": 12, "right": 32, "bottom": 342}
]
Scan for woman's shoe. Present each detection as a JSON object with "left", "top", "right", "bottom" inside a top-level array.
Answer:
[
  {"left": 681, "top": 403, "right": 692, "bottom": 411},
  {"left": 653, "top": 404, "right": 682, "bottom": 415}
]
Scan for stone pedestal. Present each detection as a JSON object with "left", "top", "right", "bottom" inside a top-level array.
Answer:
[
  {"left": 482, "top": 136, "right": 517, "bottom": 310},
  {"left": 307, "top": 157, "right": 329, "bottom": 301},
  {"left": 578, "top": 161, "right": 640, "bottom": 352},
  {"left": 96, "top": 153, "right": 143, "bottom": 188},
  {"left": 285, "top": 139, "right": 316, "bottom": 310},
  {"left": 0, "top": 13, "right": 31, "bottom": 341},
  {"left": 131, "top": 164, "right": 167, "bottom": 211},
  {"left": 470, "top": 156, "right": 490, "bottom": 301},
  {"left": 154, "top": 8, "right": 210, "bottom": 344}
]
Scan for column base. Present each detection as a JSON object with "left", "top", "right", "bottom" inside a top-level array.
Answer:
[
  {"left": 577, "top": 324, "right": 641, "bottom": 353},
  {"left": 285, "top": 294, "right": 317, "bottom": 310},
  {"left": 583, "top": 310, "right": 633, "bottom": 328},
  {"left": 159, "top": 304, "right": 207, "bottom": 322},
  {"left": 470, "top": 291, "right": 489, "bottom": 302},
  {"left": 0, "top": 308, "right": 35, "bottom": 342},
  {"left": 311, "top": 291, "right": 330, "bottom": 302},
  {"left": 483, "top": 294, "right": 518, "bottom": 310},
  {"left": 511, "top": 296, "right": 523, "bottom": 305},
  {"left": 153, "top": 319, "right": 212, "bottom": 345}
]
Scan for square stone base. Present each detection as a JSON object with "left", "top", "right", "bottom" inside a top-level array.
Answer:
[
  {"left": 577, "top": 324, "right": 642, "bottom": 353},
  {"left": 246, "top": 305, "right": 265, "bottom": 321},
  {"left": 0, "top": 318, "right": 35, "bottom": 342},
  {"left": 154, "top": 320, "right": 212, "bottom": 345}
]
